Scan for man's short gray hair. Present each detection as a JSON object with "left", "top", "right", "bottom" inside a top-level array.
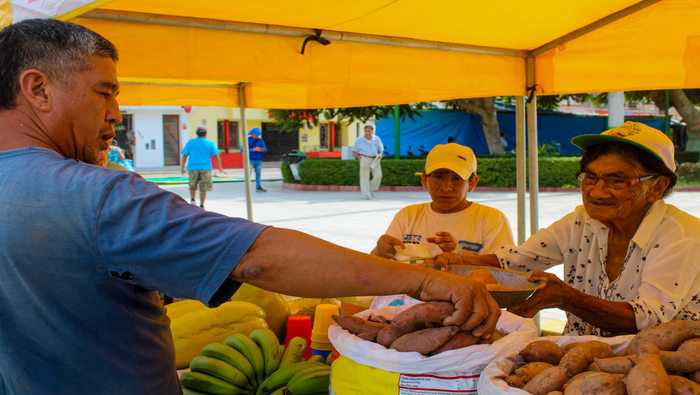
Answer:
[
  {"left": 0, "top": 19, "right": 118, "bottom": 110},
  {"left": 364, "top": 125, "right": 374, "bottom": 130}
]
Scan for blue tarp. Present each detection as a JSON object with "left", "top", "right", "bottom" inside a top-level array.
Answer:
[{"left": 376, "top": 110, "right": 666, "bottom": 156}]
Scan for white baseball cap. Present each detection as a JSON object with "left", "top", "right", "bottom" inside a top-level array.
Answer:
[
  {"left": 424, "top": 143, "right": 477, "bottom": 180},
  {"left": 571, "top": 121, "right": 676, "bottom": 172}
]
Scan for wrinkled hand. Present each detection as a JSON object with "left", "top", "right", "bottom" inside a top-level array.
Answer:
[
  {"left": 426, "top": 231, "right": 457, "bottom": 253},
  {"left": 375, "top": 234, "right": 404, "bottom": 259},
  {"left": 424, "top": 252, "right": 463, "bottom": 272},
  {"left": 507, "top": 270, "right": 571, "bottom": 318},
  {"left": 417, "top": 270, "right": 501, "bottom": 337}
]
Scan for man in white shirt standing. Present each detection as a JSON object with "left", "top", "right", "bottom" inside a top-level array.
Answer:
[{"left": 352, "top": 125, "right": 384, "bottom": 199}]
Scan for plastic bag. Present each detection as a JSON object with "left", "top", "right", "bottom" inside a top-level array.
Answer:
[{"left": 329, "top": 304, "right": 538, "bottom": 394}]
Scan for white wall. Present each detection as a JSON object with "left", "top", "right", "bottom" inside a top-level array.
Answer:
[{"left": 120, "top": 106, "right": 189, "bottom": 168}]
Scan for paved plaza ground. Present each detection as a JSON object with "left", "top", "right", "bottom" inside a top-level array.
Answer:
[{"left": 151, "top": 164, "right": 700, "bottom": 333}]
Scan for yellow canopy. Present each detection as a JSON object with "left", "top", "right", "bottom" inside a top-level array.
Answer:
[{"left": 3, "top": 0, "right": 699, "bottom": 108}]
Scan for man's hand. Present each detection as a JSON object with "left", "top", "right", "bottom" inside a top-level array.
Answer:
[
  {"left": 416, "top": 271, "right": 501, "bottom": 337},
  {"left": 181, "top": 169, "right": 187, "bottom": 176},
  {"left": 424, "top": 252, "right": 463, "bottom": 271},
  {"left": 218, "top": 170, "right": 229, "bottom": 176},
  {"left": 372, "top": 234, "right": 404, "bottom": 259},
  {"left": 507, "top": 270, "right": 570, "bottom": 318},
  {"left": 426, "top": 231, "right": 456, "bottom": 253}
]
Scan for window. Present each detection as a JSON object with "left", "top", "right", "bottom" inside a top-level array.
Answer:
[{"left": 319, "top": 123, "right": 329, "bottom": 149}]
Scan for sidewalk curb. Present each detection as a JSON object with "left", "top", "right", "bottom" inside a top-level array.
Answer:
[{"left": 282, "top": 183, "right": 700, "bottom": 193}]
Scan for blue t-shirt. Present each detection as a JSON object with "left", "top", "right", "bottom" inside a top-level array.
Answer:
[
  {"left": 181, "top": 137, "right": 219, "bottom": 171},
  {"left": 0, "top": 148, "right": 267, "bottom": 394}
]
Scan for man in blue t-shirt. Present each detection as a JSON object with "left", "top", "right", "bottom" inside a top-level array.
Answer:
[
  {"left": 181, "top": 125, "right": 227, "bottom": 209},
  {"left": 247, "top": 127, "right": 268, "bottom": 192}
]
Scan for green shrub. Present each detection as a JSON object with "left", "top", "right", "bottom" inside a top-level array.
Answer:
[
  {"left": 282, "top": 157, "right": 582, "bottom": 187},
  {"left": 677, "top": 162, "right": 700, "bottom": 183},
  {"left": 675, "top": 151, "right": 700, "bottom": 164}
]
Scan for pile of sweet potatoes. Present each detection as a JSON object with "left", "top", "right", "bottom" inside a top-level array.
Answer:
[
  {"left": 331, "top": 301, "right": 498, "bottom": 356},
  {"left": 504, "top": 320, "right": 700, "bottom": 395}
]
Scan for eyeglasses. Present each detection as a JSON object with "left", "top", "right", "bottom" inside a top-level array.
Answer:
[{"left": 575, "top": 172, "right": 656, "bottom": 189}]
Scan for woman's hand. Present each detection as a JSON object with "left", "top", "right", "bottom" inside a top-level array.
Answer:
[
  {"left": 372, "top": 234, "right": 404, "bottom": 259},
  {"left": 507, "top": 270, "right": 572, "bottom": 318},
  {"left": 424, "top": 252, "right": 464, "bottom": 271},
  {"left": 427, "top": 231, "right": 457, "bottom": 253}
]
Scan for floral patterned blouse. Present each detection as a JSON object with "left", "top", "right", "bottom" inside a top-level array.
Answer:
[{"left": 495, "top": 200, "right": 700, "bottom": 336}]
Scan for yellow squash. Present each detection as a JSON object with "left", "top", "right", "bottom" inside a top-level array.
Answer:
[
  {"left": 170, "top": 300, "right": 268, "bottom": 369},
  {"left": 230, "top": 284, "right": 291, "bottom": 342},
  {"left": 165, "top": 299, "right": 206, "bottom": 320}
]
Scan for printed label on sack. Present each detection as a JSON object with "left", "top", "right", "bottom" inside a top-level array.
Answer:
[{"left": 398, "top": 373, "right": 480, "bottom": 394}]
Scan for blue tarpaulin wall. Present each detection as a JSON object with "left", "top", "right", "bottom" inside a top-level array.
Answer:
[{"left": 376, "top": 110, "right": 666, "bottom": 156}]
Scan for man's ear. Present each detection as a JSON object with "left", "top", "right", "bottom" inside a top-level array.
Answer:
[
  {"left": 18, "top": 69, "right": 53, "bottom": 112},
  {"left": 421, "top": 172, "right": 428, "bottom": 190},
  {"left": 468, "top": 174, "right": 479, "bottom": 192},
  {"left": 647, "top": 175, "right": 670, "bottom": 202}
]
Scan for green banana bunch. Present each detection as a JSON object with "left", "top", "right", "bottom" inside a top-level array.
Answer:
[
  {"left": 305, "top": 355, "right": 325, "bottom": 364},
  {"left": 200, "top": 342, "right": 258, "bottom": 386},
  {"left": 286, "top": 367, "right": 331, "bottom": 395},
  {"left": 277, "top": 337, "right": 307, "bottom": 371},
  {"left": 182, "top": 388, "right": 210, "bottom": 395},
  {"left": 189, "top": 356, "right": 252, "bottom": 390},
  {"left": 269, "top": 387, "right": 287, "bottom": 395},
  {"left": 249, "top": 328, "right": 283, "bottom": 379},
  {"left": 224, "top": 333, "right": 266, "bottom": 384},
  {"left": 255, "top": 361, "right": 327, "bottom": 395},
  {"left": 180, "top": 371, "right": 248, "bottom": 395}
]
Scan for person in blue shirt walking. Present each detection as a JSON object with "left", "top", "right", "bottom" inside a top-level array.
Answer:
[
  {"left": 248, "top": 127, "right": 268, "bottom": 192},
  {"left": 181, "top": 125, "right": 227, "bottom": 209},
  {"left": 352, "top": 124, "right": 384, "bottom": 199}
]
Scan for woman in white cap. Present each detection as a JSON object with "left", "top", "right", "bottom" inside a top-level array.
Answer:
[{"left": 432, "top": 121, "right": 700, "bottom": 336}]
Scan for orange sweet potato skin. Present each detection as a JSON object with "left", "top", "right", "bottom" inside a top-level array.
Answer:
[
  {"left": 564, "top": 372, "right": 626, "bottom": 395},
  {"left": 376, "top": 322, "right": 426, "bottom": 347},
  {"left": 669, "top": 375, "right": 700, "bottom": 395},
  {"left": 389, "top": 326, "right": 458, "bottom": 355},
  {"left": 428, "top": 330, "right": 480, "bottom": 355},
  {"left": 522, "top": 340, "right": 564, "bottom": 365},
  {"left": 627, "top": 321, "right": 700, "bottom": 355},
  {"left": 521, "top": 366, "right": 569, "bottom": 395},
  {"left": 392, "top": 301, "right": 455, "bottom": 327},
  {"left": 331, "top": 315, "right": 389, "bottom": 336},
  {"left": 626, "top": 343, "right": 671, "bottom": 395},
  {"left": 514, "top": 362, "right": 555, "bottom": 383}
]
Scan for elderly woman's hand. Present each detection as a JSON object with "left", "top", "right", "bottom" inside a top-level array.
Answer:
[{"left": 507, "top": 270, "right": 573, "bottom": 318}]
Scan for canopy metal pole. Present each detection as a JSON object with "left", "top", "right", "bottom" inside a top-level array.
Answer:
[
  {"left": 526, "top": 58, "right": 539, "bottom": 237},
  {"left": 394, "top": 105, "right": 400, "bottom": 160},
  {"left": 238, "top": 84, "right": 254, "bottom": 221},
  {"left": 515, "top": 96, "right": 527, "bottom": 244}
]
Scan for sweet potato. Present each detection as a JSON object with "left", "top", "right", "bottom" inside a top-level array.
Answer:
[
  {"left": 691, "top": 371, "right": 700, "bottom": 385},
  {"left": 627, "top": 321, "right": 700, "bottom": 355},
  {"left": 521, "top": 366, "right": 569, "bottom": 395},
  {"left": 356, "top": 332, "right": 376, "bottom": 342},
  {"left": 563, "top": 372, "right": 626, "bottom": 395},
  {"left": 515, "top": 362, "right": 555, "bottom": 383},
  {"left": 559, "top": 346, "right": 594, "bottom": 377},
  {"left": 389, "top": 326, "right": 458, "bottom": 355},
  {"left": 505, "top": 375, "right": 525, "bottom": 388},
  {"left": 546, "top": 392, "right": 564, "bottom": 395},
  {"left": 586, "top": 362, "right": 603, "bottom": 372},
  {"left": 392, "top": 301, "right": 455, "bottom": 327},
  {"left": 523, "top": 340, "right": 564, "bottom": 365},
  {"left": 331, "top": 314, "right": 389, "bottom": 336},
  {"left": 566, "top": 371, "right": 627, "bottom": 385},
  {"left": 376, "top": 322, "right": 425, "bottom": 347},
  {"left": 596, "top": 351, "right": 700, "bottom": 375},
  {"left": 477, "top": 337, "right": 495, "bottom": 345},
  {"left": 627, "top": 343, "right": 671, "bottom": 395},
  {"left": 669, "top": 375, "right": 700, "bottom": 395},
  {"left": 615, "top": 346, "right": 629, "bottom": 357},
  {"left": 428, "top": 330, "right": 480, "bottom": 355},
  {"left": 678, "top": 338, "right": 700, "bottom": 354},
  {"left": 561, "top": 341, "right": 613, "bottom": 358},
  {"left": 594, "top": 356, "right": 637, "bottom": 374},
  {"left": 465, "top": 269, "right": 498, "bottom": 285}
]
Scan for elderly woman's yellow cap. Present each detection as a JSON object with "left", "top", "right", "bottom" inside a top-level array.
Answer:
[
  {"left": 571, "top": 121, "right": 676, "bottom": 171},
  {"left": 424, "top": 143, "right": 477, "bottom": 180}
]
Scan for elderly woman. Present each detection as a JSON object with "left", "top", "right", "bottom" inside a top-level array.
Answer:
[{"left": 432, "top": 122, "right": 700, "bottom": 336}]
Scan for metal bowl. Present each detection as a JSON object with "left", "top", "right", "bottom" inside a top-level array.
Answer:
[{"left": 415, "top": 264, "right": 546, "bottom": 309}]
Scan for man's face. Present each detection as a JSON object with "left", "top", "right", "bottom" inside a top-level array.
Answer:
[
  {"left": 421, "top": 168, "right": 478, "bottom": 213},
  {"left": 581, "top": 153, "right": 655, "bottom": 224},
  {"left": 364, "top": 127, "right": 373, "bottom": 139},
  {"left": 50, "top": 55, "right": 121, "bottom": 164},
  {"left": 250, "top": 133, "right": 258, "bottom": 139}
]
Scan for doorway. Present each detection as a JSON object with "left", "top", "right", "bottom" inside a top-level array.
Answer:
[
  {"left": 261, "top": 123, "right": 299, "bottom": 161},
  {"left": 163, "top": 115, "right": 180, "bottom": 166}
]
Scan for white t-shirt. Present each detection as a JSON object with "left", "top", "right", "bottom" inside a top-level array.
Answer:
[
  {"left": 495, "top": 200, "right": 700, "bottom": 336},
  {"left": 385, "top": 202, "right": 514, "bottom": 257}
]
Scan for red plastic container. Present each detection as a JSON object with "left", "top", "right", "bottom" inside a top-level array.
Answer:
[{"left": 285, "top": 315, "right": 313, "bottom": 360}]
